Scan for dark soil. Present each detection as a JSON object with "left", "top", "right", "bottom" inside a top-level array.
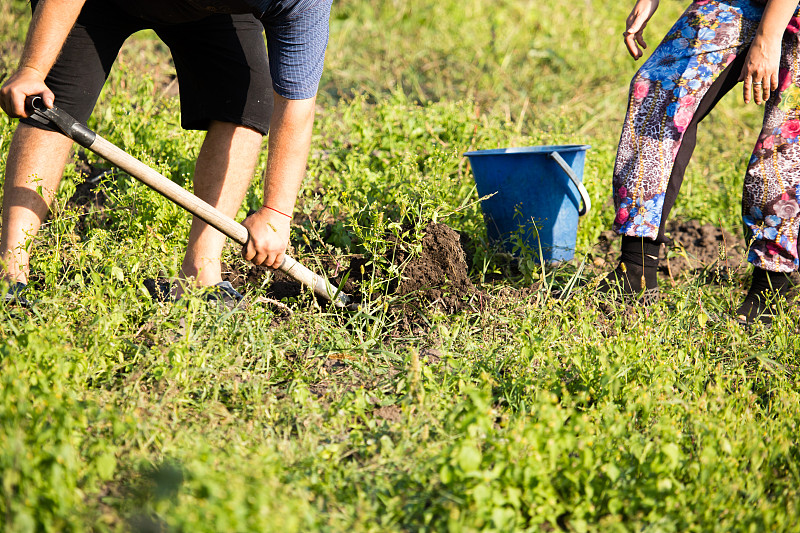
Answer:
[
  {"left": 589, "top": 219, "right": 748, "bottom": 282},
  {"left": 221, "top": 250, "right": 344, "bottom": 303},
  {"left": 395, "top": 222, "right": 478, "bottom": 312},
  {"left": 221, "top": 222, "right": 480, "bottom": 314},
  {"left": 662, "top": 219, "right": 746, "bottom": 279},
  {"left": 222, "top": 262, "right": 271, "bottom": 294}
]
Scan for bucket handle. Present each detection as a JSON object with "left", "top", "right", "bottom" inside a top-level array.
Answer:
[{"left": 548, "top": 151, "right": 591, "bottom": 216}]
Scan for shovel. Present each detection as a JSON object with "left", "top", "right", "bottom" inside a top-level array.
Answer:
[{"left": 27, "top": 96, "right": 353, "bottom": 309}]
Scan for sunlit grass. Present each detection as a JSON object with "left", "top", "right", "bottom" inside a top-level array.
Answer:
[{"left": 2, "top": 1, "right": 799, "bottom": 531}]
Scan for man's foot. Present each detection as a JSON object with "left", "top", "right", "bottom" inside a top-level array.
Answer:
[
  {"left": 202, "top": 281, "right": 245, "bottom": 310},
  {"left": 144, "top": 278, "right": 245, "bottom": 310},
  {"left": 736, "top": 268, "right": 793, "bottom": 326},
  {"left": 3, "top": 281, "right": 30, "bottom": 308}
]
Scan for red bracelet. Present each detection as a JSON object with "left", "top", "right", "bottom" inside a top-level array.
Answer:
[{"left": 265, "top": 205, "right": 292, "bottom": 218}]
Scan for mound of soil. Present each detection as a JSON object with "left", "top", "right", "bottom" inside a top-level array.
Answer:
[
  {"left": 396, "top": 222, "right": 477, "bottom": 312},
  {"left": 221, "top": 222, "right": 478, "bottom": 314}
]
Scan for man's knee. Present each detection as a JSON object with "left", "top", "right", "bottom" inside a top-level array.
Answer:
[
  {"left": 203, "top": 120, "right": 264, "bottom": 153},
  {"left": 10, "top": 122, "right": 75, "bottom": 158},
  {"left": 4, "top": 124, "right": 74, "bottom": 198}
]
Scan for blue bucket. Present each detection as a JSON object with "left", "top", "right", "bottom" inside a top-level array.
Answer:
[{"left": 465, "top": 145, "right": 591, "bottom": 262}]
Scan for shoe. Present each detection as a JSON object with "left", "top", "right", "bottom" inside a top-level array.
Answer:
[
  {"left": 202, "top": 281, "right": 245, "bottom": 310},
  {"left": 3, "top": 282, "right": 30, "bottom": 308},
  {"left": 596, "top": 236, "right": 660, "bottom": 304},
  {"left": 144, "top": 278, "right": 244, "bottom": 309},
  {"left": 736, "top": 268, "right": 793, "bottom": 326},
  {"left": 144, "top": 278, "right": 173, "bottom": 302}
]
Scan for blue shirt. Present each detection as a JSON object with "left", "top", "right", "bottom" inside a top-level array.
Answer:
[{"left": 251, "top": 0, "right": 333, "bottom": 100}]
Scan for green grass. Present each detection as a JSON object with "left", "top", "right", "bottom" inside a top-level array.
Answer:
[{"left": 2, "top": 0, "right": 800, "bottom": 531}]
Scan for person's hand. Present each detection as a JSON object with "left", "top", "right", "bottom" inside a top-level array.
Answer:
[
  {"left": 624, "top": 0, "right": 660, "bottom": 60},
  {"left": 241, "top": 206, "right": 292, "bottom": 269},
  {"left": 739, "top": 35, "right": 781, "bottom": 105},
  {"left": 0, "top": 66, "right": 54, "bottom": 118}
]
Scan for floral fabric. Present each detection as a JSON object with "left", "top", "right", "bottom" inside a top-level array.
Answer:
[{"left": 613, "top": 0, "right": 800, "bottom": 272}]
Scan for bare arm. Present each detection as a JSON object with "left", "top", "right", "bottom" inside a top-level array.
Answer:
[
  {"left": 241, "top": 92, "right": 316, "bottom": 268},
  {"left": 624, "top": 0, "right": 660, "bottom": 60},
  {"left": 741, "top": 0, "right": 800, "bottom": 104},
  {"left": 0, "top": 0, "right": 87, "bottom": 117}
]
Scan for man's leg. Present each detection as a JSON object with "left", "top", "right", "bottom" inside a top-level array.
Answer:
[
  {"left": 1, "top": 124, "right": 74, "bottom": 284},
  {"left": 1, "top": 0, "right": 139, "bottom": 288},
  {"left": 155, "top": 12, "right": 272, "bottom": 297},
  {"left": 178, "top": 120, "right": 263, "bottom": 294}
]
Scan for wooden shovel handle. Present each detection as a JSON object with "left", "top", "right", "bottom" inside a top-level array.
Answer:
[
  {"left": 88, "top": 136, "right": 351, "bottom": 308},
  {"left": 90, "top": 136, "right": 250, "bottom": 244}
]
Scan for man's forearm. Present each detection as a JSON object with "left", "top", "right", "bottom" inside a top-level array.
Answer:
[
  {"left": 239, "top": 92, "right": 315, "bottom": 268},
  {"left": 18, "top": 0, "right": 87, "bottom": 76},
  {"left": 262, "top": 93, "right": 316, "bottom": 214}
]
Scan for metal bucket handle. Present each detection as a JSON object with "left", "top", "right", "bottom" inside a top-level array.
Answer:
[{"left": 548, "top": 151, "right": 591, "bottom": 216}]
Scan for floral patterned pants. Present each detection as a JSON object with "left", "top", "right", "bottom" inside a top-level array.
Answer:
[{"left": 613, "top": 0, "right": 800, "bottom": 272}]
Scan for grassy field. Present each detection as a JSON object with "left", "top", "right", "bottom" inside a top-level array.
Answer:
[{"left": 2, "top": 0, "right": 800, "bottom": 531}]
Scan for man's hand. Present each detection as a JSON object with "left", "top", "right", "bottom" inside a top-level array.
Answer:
[
  {"left": 624, "top": 0, "right": 660, "bottom": 59},
  {"left": 241, "top": 206, "right": 292, "bottom": 269},
  {"left": 0, "top": 0, "right": 87, "bottom": 118},
  {"left": 0, "top": 66, "right": 54, "bottom": 118}
]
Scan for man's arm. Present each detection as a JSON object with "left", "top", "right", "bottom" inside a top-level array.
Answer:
[
  {"left": 241, "top": 93, "right": 316, "bottom": 268},
  {"left": 0, "top": 0, "right": 87, "bottom": 118},
  {"left": 741, "top": 0, "right": 800, "bottom": 104}
]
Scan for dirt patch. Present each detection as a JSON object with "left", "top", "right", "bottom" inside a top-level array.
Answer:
[
  {"left": 222, "top": 262, "right": 271, "bottom": 293},
  {"left": 419, "top": 347, "right": 443, "bottom": 365},
  {"left": 395, "top": 222, "right": 478, "bottom": 312},
  {"left": 221, "top": 252, "right": 342, "bottom": 302},
  {"left": 222, "top": 222, "right": 480, "bottom": 315},
  {"left": 372, "top": 404, "right": 402, "bottom": 422},
  {"left": 589, "top": 219, "right": 748, "bottom": 281},
  {"left": 662, "top": 220, "right": 746, "bottom": 278}
]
